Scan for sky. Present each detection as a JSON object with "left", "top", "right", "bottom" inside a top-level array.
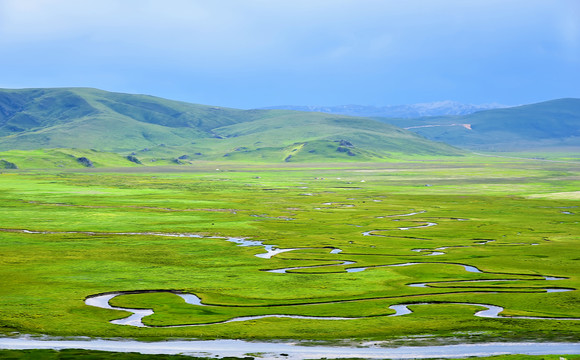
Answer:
[{"left": 0, "top": 0, "right": 579, "bottom": 109}]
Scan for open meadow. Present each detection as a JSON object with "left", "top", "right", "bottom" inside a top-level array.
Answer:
[{"left": 0, "top": 155, "right": 578, "bottom": 343}]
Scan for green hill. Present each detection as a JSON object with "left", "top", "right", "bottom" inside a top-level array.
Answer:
[
  {"left": 0, "top": 88, "right": 265, "bottom": 151},
  {"left": 376, "top": 98, "right": 580, "bottom": 151},
  {"left": 0, "top": 87, "right": 463, "bottom": 167}
]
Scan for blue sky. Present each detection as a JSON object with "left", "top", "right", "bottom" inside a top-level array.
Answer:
[{"left": 0, "top": 0, "right": 578, "bottom": 108}]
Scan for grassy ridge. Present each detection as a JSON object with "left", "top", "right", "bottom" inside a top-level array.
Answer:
[
  {"left": 0, "top": 88, "right": 463, "bottom": 163},
  {"left": 0, "top": 149, "right": 141, "bottom": 169},
  {"left": 0, "top": 88, "right": 255, "bottom": 151}
]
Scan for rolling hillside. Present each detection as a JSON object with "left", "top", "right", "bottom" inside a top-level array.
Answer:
[
  {"left": 375, "top": 98, "right": 580, "bottom": 151},
  {"left": 0, "top": 88, "right": 267, "bottom": 150},
  {"left": 0, "top": 148, "right": 142, "bottom": 169},
  {"left": 0, "top": 88, "right": 463, "bottom": 167}
]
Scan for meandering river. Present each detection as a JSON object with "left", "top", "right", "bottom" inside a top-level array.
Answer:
[
  {"left": 1, "top": 207, "right": 577, "bottom": 358},
  {"left": 82, "top": 209, "right": 577, "bottom": 328}
]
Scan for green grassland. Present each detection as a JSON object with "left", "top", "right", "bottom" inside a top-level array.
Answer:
[{"left": 0, "top": 156, "right": 578, "bottom": 342}]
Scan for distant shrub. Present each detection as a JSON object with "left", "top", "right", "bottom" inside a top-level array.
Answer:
[
  {"left": 126, "top": 155, "right": 142, "bottom": 164},
  {"left": 0, "top": 159, "right": 18, "bottom": 169}
]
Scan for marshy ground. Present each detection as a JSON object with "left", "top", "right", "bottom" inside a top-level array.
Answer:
[{"left": 0, "top": 156, "right": 578, "bottom": 342}]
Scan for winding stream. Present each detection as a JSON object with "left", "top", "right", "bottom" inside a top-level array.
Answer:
[
  {"left": 83, "top": 219, "right": 578, "bottom": 328},
  {"left": 85, "top": 289, "right": 579, "bottom": 328},
  {"left": 83, "top": 205, "right": 577, "bottom": 328},
  {"left": 362, "top": 222, "right": 438, "bottom": 234},
  {"left": 3, "top": 207, "right": 578, "bottom": 331}
]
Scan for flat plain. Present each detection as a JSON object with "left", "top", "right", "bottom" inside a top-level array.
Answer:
[{"left": 0, "top": 155, "right": 578, "bottom": 342}]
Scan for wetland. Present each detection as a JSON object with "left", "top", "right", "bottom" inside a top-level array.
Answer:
[{"left": 0, "top": 157, "right": 578, "bottom": 357}]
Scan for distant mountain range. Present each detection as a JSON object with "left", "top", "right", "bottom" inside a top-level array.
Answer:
[
  {"left": 0, "top": 88, "right": 462, "bottom": 168},
  {"left": 262, "top": 101, "right": 508, "bottom": 118},
  {"left": 264, "top": 99, "right": 580, "bottom": 151},
  {"left": 375, "top": 98, "right": 580, "bottom": 151}
]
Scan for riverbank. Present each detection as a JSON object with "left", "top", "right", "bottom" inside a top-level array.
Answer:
[{"left": 0, "top": 336, "right": 579, "bottom": 359}]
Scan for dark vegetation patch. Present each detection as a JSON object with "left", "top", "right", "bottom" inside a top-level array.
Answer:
[
  {"left": 126, "top": 155, "right": 142, "bottom": 164},
  {"left": 0, "top": 159, "right": 17, "bottom": 169},
  {"left": 76, "top": 157, "right": 94, "bottom": 168}
]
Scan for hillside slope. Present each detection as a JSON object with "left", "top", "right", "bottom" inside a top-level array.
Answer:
[
  {"left": 0, "top": 88, "right": 267, "bottom": 150},
  {"left": 375, "top": 98, "right": 580, "bottom": 151},
  {"left": 0, "top": 148, "right": 142, "bottom": 169},
  {"left": 0, "top": 88, "right": 463, "bottom": 165}
]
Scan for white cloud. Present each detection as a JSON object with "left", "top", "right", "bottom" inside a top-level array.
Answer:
[
  {"left": 0, "top": 0, "right": 555, "bottom": 59},
  {"left": 557, "top": 3, "right": 580, "bottom": 61},
  {"left": 0, "top": 0, "right": 396, "bottom": 68},
  {"left": 0, "top": 0, "right": 577, "bottom": 107}
]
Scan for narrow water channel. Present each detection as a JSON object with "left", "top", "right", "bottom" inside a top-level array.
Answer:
[
  {"left": 81, "top": 220, "right": 578, "bottom": 328},
  {"left": 2, "top": 207, "right": 578, "bottom": 342},
  {"left": 85, "top": 289, "right": 579, "bottom": 328}
]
